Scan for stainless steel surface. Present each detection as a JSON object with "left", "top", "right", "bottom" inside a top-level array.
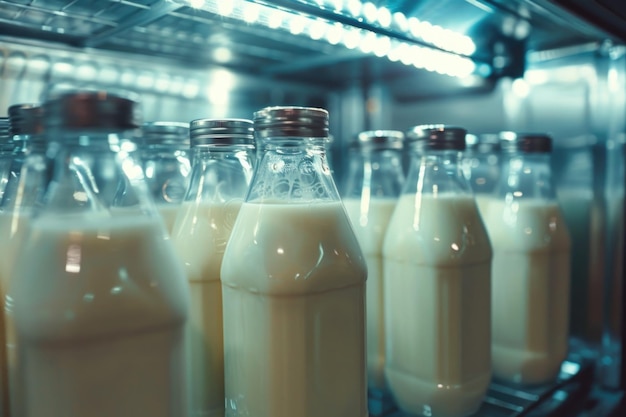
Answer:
[{"left": 0, "top": 0, "right": 621, "bottom": 87}]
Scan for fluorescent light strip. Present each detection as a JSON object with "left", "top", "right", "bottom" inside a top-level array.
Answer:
[{"left": 182, "top": 0, "right": 477, "bottom": 78}]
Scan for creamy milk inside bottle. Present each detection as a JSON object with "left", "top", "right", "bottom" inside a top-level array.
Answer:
[
  {"left": 222, "top": 202, "right": 366, "bottom": 417},
  {"left": 383, "top": 125, "right": 492, "bottom": 417},
  {"left": 484, "top": 133, "right": 571, "bottom": 385},
  {"left": 484, "top": 199, "right": 570, "bottom": 384},
  {"left": 221, "top": 106, "right": 367, "bottom": 417},
  {"left": 171, "top": 118, "right": 255, "bottom": 417},
  {"left": 341, "top": 130, "right": 405, "bottom": 396},
  {"left": 11, "top": 215, "right": 189, "bottom": 417}
]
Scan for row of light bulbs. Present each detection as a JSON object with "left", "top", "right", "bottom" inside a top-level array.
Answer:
[{"left": 183, "top": 0, "right": 479, "bottom": 78}]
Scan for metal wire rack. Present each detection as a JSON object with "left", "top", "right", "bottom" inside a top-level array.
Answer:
[{"left": 371, "top": 344, "right": 596, "bottom": 417}]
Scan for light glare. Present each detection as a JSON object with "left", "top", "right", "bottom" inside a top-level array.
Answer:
[
  {"left": 362, "top": 2, "right": 377, "bottom": 23},
  {"left": 183, "top": 0, "right": 480, "bottom": 79},
  {"left": 377, "top": 7, "right": 392, "bottom": 28}
]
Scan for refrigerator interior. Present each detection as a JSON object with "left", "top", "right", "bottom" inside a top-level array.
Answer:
[{"left": 1, "top": 0, "right": 625, "bottom": 415}]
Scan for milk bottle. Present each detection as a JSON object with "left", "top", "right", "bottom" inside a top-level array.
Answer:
[
  {"left": 171, "top": 119, "right": 255, "bottom": 417},
  {"left": 462, "top": 133, "right": 501, "bottom": 216},
  {"left": 221, "top": 106, "right": 367, "bottom": 417},
  {"left": 383, "top": 125, "right": 492, "bottom": 417},
  {"left": 7, "top": 90, "right": 190, "bottom": 417},
  {"left": 0, "top": 103, "right": 49, "bottom": 417},
  {"left": 342, "top": 130, "right": 405, "bottom": 407},
  {"left": 140, "top": 121, "right": 191, "bottom": 233},
  {"left": 482, "top": 133, "right": 571, "bottom": 385}
]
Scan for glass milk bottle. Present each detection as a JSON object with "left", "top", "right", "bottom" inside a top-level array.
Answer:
[
  {"left": 342, "top": 130, "right": 404, "bottom": 408},
  {"left": 383, "top": 125, "right": 492, "bottom": 417},
  {"left": 1, "top": 104, "right": 49, "bottom": 417},
  {"left": 462, "top": 133, "right": 501, "bottom": 216},
  {"left": 140, "top": 121, "right": 191, "bottom": 233},
  {"left": 483, "top": 133, "right": 571, "bottom": 385},
  {"left": 221, "top": 106, "right": 367, "bottom": 417},
  {"left": 7, "top": 90, "right": 190, "bottom": 417},
  {"left": 171, "top": 119, "right": 255, "bottom": 417}
]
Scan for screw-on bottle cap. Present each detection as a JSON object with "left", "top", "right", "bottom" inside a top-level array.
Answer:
[
  {"left": 190, "top": 119, "right": 254, "bottom": 146},
  {"left": 406, "top": 124, "right": 467, "bottom": 151},
  {"left": 355, "top": 130, "right": 404, "bottom": 150},
  {"left": 43, "top": 89, "right": 141, "bottom": 131},
  {"left": 8, "top": 104, "right": 44, "bottom": 136},
  {"left": 0, "top": 118, "right": 10, "bottom": 140},
  {"left": 141, "top": 121, "right": 190, "bottom": 147},
  {"left": 253, "top": 106, "right": 328, "bottom": 139},
  {"left": 500, "top": 131, "right": 552, "bottom": 153}
]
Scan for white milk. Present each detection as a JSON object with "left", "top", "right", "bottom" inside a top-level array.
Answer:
[
  {"left": 483, "top": 198, "right": 571, "bottom": 385},
  {"left": 221, "top": 202, "right": 367, "bottom": 417},
  {"left": 383, "top": 194, "right": 492, "bottom": 417},
  {"left": 8, "top": 214, "right": 189, "bottom": 417},
  {"left": 343, "top": 197, "right": 396, "bottom": 390},
  {"left": 158, "top": 204, "right": 183, "bottom": 235},
  {"left": 475, "top": 194, "right": 492, "bottom": 219},
  {"left": 172, "top": 200, "right": 243, "bottom": 417},
  {"left": 0, "top": 211, "right": 30, "bottom": 417}
]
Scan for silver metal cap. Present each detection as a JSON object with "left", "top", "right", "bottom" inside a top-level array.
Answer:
[
  {"left": 190, "top": 119, "right": 254, "bottom": 146},
  {"left": 43, "top": 89, "right": 141, "bottom": 131},
  {"left": 355, "top": 130, "right": 404, "bottom": 150},
  {"left": 253, "top": 106, "right": 328, "bottom": 139},
  {"left": 141, "top": 121, "right": 190, "bottom": 146},
  {"left": 500, "top": 131, "right": 552, "bottom": 153},
  {"left": 406, "top": 124, "right": 467, "bottom": 151},
  {"left": 0, "top": 117, "right": 10, "bottom": 138},
  {"left": 8, "top": 103, "right": 44, "bottom": 136}
]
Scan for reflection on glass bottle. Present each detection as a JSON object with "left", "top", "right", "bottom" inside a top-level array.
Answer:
[
  {"left": 139, "top": 121, "right": 191, "bottom": 234},
  {"left": 462, "top": 133, "right": 501, "bottom": 216}
]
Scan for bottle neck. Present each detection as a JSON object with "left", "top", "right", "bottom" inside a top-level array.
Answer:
[
  {"left": 462, "top": 151, "right": 501, "bottom": 195},
  {"left": 247, "top": 137, "right": 338, "bottom": 203},
  {"left": 496, "top": 152, "right": 556, "bottom": 200},
  {"left": 403, "top": 149, "right": 472, "bottom": 196},
  {"left": 343, "top": 148, "right": 405, "bottom": 199},
  {"left": 184, "top": 144, "right": 255, "bottom": 203}
]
